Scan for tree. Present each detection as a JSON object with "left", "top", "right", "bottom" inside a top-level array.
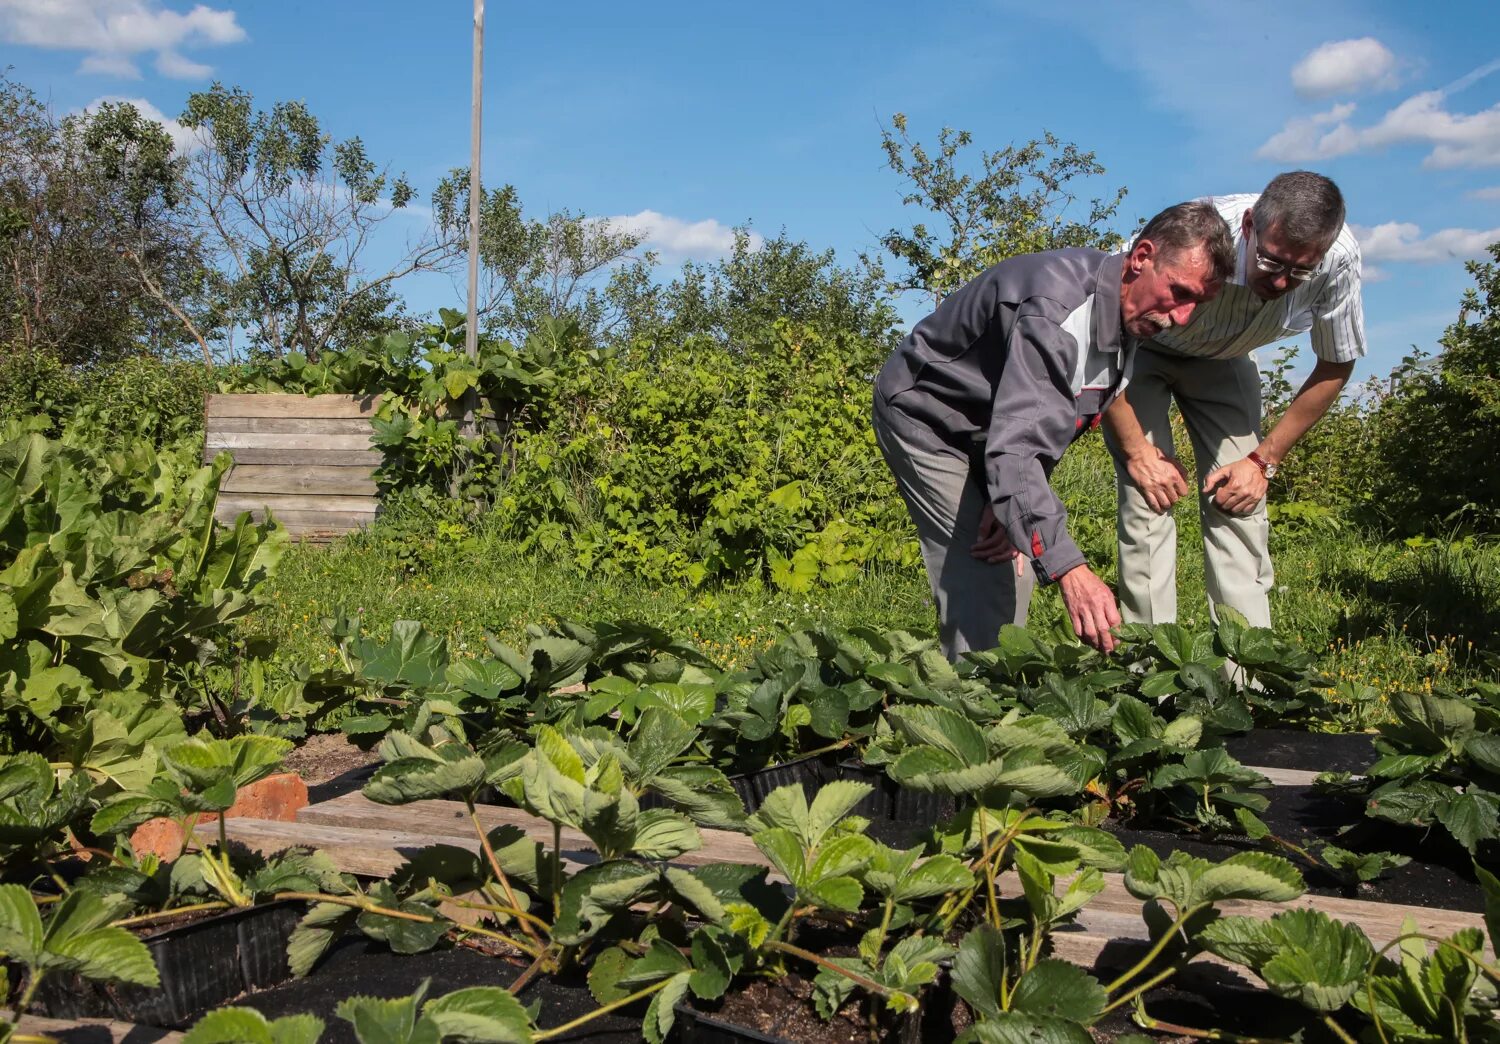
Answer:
[
  {"left": 1364, "top": 241, "right": 1500, "bottom": 534},
  {"left": 642, "top": 229, "right": 898, "bottom": 354},
  {"left": 0, "top": 76, "right": 205, "bottom": 365},
  {"left": 871, "top": 113, "right": 1127, "bottom": 302},
  {"left": 431, "top": 174, "right": 655, "bottom": 347},
  {"left": 178, "top": 84, "right": 463, "bottom": 361}
]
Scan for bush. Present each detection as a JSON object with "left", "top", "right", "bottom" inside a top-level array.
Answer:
[{"left": 0, "top": 350, "right": 214, "bottom": 446}]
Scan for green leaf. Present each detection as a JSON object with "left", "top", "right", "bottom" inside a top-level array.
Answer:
[
  {"left": 887, "top": 705, "right": 989, "bottom": 767},
  {"left": 423, "top": 986, "right": 535, "bottom": 1042},
  {"left": 0, "top": 883, "right": 45, "bottom": 965},
  {"left": 1009, "top": 960, "right": 1106, "bottom": 1023},
  {"left": 1437, "top": 790, "right": 1500, "bottom": 853},
  {"left": 1196, "top": 852, "right": 1305, "bottom": 904},
  {"left": 961, "top": 1014, "right": 1093, "bottom": 1044},
  {"left": 287, "top": 902, "right": 357, "bottom": 977},
  {"left": 337, "top": 985, "right": 440, "bottom": 1044},
  {"left": 363, "top": 754, "right": 485, "bottom": 804},
  {"left": 631, "top": 809, "right": 702, "bottom": 860},
  {"left": 953, "top": 923, "right": 1007, "bottom": 1019},
  {"left": 183, "top": 1009, "right": 324, "bottom": 1044}
]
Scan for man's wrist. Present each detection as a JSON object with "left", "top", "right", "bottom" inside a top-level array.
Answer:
[{"left": 1247, "top": 449, "right": 1279, "bottom": 477}]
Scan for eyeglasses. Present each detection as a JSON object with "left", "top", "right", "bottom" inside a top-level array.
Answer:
[{"left": 1252, "top": 247, "right": 1316, "bottom": 282}]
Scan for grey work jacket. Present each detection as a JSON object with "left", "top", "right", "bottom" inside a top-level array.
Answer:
[{"left": 874, "top": 248, "right": 1129, "bottom": 583}]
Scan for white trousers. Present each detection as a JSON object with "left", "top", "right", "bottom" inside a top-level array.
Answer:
[{"left": 1106, "top": 346, "right": 1274, "bottom": 628}]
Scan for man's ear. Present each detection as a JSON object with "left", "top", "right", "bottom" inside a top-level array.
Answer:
[
  {"left": 1242, "top": 209, "right": 1255, "bottom": 237},
  {"left": 1128, "top": 239, "right": 1154, "bottom": 275}
]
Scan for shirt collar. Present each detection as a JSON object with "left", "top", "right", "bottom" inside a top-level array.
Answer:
[{"left": 1093, "top": 252, "right": 1126, "bottom": 355}]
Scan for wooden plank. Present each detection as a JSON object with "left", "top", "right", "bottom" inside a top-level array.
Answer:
[
  {"left": 1255, "top": 766, "right": 1323, "bottom": 787},
  {"left": 207, "top": 393, "right": 381, "bottom": 419},
  {"left": 221, "top": 465, "right": 379, "bottom": 496},
  {"left": 297, "top": 793, "right": 770, "bottom": 869},
  {"left": 212, "top": 417, "right": 378, "bottom": 435},
  {"left": 16, "top": 1015, "right": 183, "bottom": 1042},
  {"left": 215, "top": 507, "right": 378, "bottom": 530},
  {"left": 218, "top": 493, "right": 379, "bottom": 516},
  {"left": 206, "top": 432, "right": 377, "bottom": 451},
  {"left": 205, "top": 448, "right": 384, "bottom": 466},
  {"left": 288, "top": 794, "right": 1488, "bottom": 954}
]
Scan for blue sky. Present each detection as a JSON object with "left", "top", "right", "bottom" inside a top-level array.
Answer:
[{"left": 3, "top": 0, "right": 1499, "bottom": 381}]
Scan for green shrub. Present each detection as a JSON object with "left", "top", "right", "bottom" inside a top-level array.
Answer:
[{"left": 0, "top": 350, "right": 213, "bottom": 446}]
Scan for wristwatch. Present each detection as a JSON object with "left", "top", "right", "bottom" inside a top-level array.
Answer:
[{"left": 1247, "top": 450, "right": 1278, "bottom": 479}]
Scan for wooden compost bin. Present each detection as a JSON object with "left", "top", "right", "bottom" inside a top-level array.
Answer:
[{"left": 205, "top": 393, "right": 382, "bottom": 542}]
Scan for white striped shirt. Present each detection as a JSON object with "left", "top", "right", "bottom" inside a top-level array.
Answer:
[{"left": 1150, "top": 193, "right": 1366, "bottom": 364}]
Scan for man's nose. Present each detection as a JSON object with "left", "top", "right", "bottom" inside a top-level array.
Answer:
[{"left": 1169, "top": 301, "right": 1197, "bottom": 326}]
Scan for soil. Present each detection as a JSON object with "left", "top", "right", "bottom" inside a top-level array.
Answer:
[
  {"left": 1224, "top": 727, "right": 1376, "bottom": 774},
  {"left": 218, "top": 936, "right": 642, "bottom": 1043},
  {"left": 283, "top": 732, "right": 380, "bottom": 801},
  {"left": 686, "top": 970, "right": 936, "bottom": 1044},
  {"left": 1110, "top": 783, "right": 1487, "bottom": 912}
]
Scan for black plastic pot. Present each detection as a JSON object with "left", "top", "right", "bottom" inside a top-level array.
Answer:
[
  {"left": 837, "top": 760, "right": 955, "bottom": 846},
  {"left": 726, "top": 754, "right": 840, "bottom": 813},
  {"left": 32, "top": 900, "right": 303, "bottom": 1028}
]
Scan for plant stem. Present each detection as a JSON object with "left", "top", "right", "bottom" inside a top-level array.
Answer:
[
  {"left": 112, "top": 902, "right": 232, "bottom": 929},
  {"left": 767, "top": 940, "right": 898, "bottom": 998},
  {"left": 1133, "top": 1002, "right": 1292, "bottom": 1044},
  {"left": 1322, "top": 1014, "right": 1359, "bottom": 1044},
  {"left": 446, "top": 897, "right": 552, "bottom": 936},
  {"left": 532, "top": 977, "right": 673, "bottom": 1041},
  {"left": 1103, "top": 901, "right": 1203, "bottom": 996},
  {"left": 1099, "top": 964, "right": 1177, "bottom": 1015},
  {"left": 13, "top": 968, "right": 46, "bottom": 1021},
  {"left": 467, "top": 804, "right": 546, "bottom": 951},
  {"left": 505, "top": 948, "right": 548, "bottom": 996}
]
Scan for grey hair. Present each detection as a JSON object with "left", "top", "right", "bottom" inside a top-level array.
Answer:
[
  {"left": 1132, "top": 201, "right": 1235, "bottom": 284},
  {"left": 1252, "top": 171, "right": 1346, "bottom": 251}
]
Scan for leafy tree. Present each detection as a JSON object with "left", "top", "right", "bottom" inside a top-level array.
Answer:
[
  {"left": 643, "top": 230, "right": 899, "bottom": 352},
  {"left": 431, "top": 173, "right": 655, "bottom": 346},
  {"left": 1364, "top": 241, "right": 1500, "bottom": 534},
  {"left": 178, "top": 83, "right": 463, "bottom": 361},
  {"left": 0, "top": 76, "right": 205, "bottom": 365},
  {"left": 871, "top": 113, "right": 1127, "bottom": 302}
]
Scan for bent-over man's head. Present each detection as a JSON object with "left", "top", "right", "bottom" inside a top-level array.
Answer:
[
  {"left": 1120, "top": 201, "right": 1235, "bottom": 340},
  {"left": 1243, "top": 171, "right": 1345, "bottom": 301}
]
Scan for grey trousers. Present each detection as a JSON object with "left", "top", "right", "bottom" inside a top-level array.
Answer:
[
  {"left": 873, "top": 397, "right": 1035, "bottom": 660},
  {"left": 1105, "top": 346, "right": 1274, "bottom": 628}
]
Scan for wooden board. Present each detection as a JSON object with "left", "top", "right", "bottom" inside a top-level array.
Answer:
[
  {"left": 220, "top": 465, "right": 379, "bottom": 497},
  {"left": 206, "top": 432, "right": 378, "bottom": 451},
  {"left": 15, "top": 1015, "right": 183, "bottom": 1042},
  {"left": 215, "top": 507, "right": 379, "bottom": 530},
  {"left": 218, "top": 493, "right": 380, "bottom": 516},
  {"left": 207, "top": 394, "right": 381, "bottom": 419},
  {"left": 205, "top": 448, "right": 384, "bottom": 466},
  {"left": 276, "top": 793, "right": 1489, "bottom": 954},
  {"left": 211, "top": 417, "right": 381, "bottom": 435}
]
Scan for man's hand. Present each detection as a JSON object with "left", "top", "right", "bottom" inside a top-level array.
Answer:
[
  {"left": 1202, "top": 456, "right": 1268, "bottom": 515},
  {"left": 1125, "top": 446, "right": 1190, "bottom": 513},
  {"left": 1057, "top": 565, "right": 1122, "bottom": 654},
  {"left": 971, "top": 504, "right": 1026, "bottom": 577}
]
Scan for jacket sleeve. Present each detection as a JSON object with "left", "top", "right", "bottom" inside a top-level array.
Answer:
[{"left": 984, "top": 303, "right": 1088, "bottom": 583}]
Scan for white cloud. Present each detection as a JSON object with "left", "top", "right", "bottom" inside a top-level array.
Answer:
[
  {"left": 1255, "top": 102, "right": 1358, "bottom": 162},
  {"left": 82, "top": 95, "right": 203, "bottom": 155},
  {"left": 1353, "top": 221, "right": 1500, "bottom": 264},
  {"left": 0, "top": 0, "right": 245, "bottom": 79},
  {"left": 1470, "top": 186, "right": 1500, "bottom": 201},
  {"left": 154, "top": 49, "right": 212, "bottom": 79},
  {"left": 1291, "top": 38, "right": 1399, "bottom": 98},
  {"left": 79, "top": 52, "right": 142, "bottom": 78},
  {"left": 1258, "top": 85, "right": 1500, "bottom": 168},
  {"left": 605, "top": 210, "right": 763, "bottom": 259}
]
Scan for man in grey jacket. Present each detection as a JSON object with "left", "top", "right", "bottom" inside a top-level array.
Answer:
[{"left": 873, "top": 202, "right": 1234, "bottom": 659}]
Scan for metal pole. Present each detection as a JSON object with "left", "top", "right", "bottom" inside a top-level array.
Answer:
[{"left": 465, "top": 0, "right": 484, "bottom": 371}]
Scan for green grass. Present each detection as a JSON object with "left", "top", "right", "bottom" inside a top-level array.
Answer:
[{"left": 243, "top": 437, "right": 1500, "bottom": 732}]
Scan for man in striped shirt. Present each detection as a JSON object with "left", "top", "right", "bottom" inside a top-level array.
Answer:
[{"left": 1102, "top": 171, "right": 1364, "bottom": 630}]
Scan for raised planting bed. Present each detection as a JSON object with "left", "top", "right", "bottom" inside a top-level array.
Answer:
[
  {"left": 31, "top": 901, "right": 304, "bottom": 1028},
  {"left": 222, "top": 935, "right": 642, "bottom": 1044},
  {"left": 1223, "top": 727, "right": 1375, "bottom": 775}
]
